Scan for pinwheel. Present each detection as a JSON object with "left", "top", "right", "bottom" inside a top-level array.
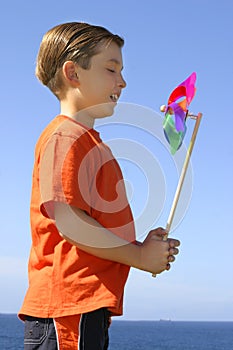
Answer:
[
  {"left": 162, "top": 72, "right": 197, "bottom": 155},
  {"left": 153, "top": 73, "right": 202, "bottom": 277}
]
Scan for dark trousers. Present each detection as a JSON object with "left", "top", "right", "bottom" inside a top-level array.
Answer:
[{"left": 24, "top": 308, "right": 110, "bottom": 350}]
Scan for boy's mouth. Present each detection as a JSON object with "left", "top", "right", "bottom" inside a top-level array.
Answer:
[{"left": 110, "top": 94, "right": 119, "bottom": 102}]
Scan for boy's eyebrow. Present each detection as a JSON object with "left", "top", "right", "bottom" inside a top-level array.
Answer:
[{"left": 107, "top": 58, "right": 124, "bottom": 70}]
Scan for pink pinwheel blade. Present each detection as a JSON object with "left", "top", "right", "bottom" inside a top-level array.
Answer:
[
  {"left": 184, "top": 72, "right": 196, "bottom": 104},
  {"left": 168, "top": 72, "right": 197, "bottom": 110}
]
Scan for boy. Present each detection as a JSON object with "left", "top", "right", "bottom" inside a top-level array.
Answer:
[{"left": 19, "top": 22, "right": 180, "bottom": 350}]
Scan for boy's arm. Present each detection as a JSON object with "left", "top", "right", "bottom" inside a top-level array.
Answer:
[{"left": 54, "top": 202, "right": 179, "bottom": 275}]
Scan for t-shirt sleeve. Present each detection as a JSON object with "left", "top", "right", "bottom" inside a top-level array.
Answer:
[{"left": 39, "top": 133, "right": 92, "bottom": 220}]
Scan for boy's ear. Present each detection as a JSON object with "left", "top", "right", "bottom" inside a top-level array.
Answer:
[{"left": 62, "top": 61, "right": 79, "bottom": 84}]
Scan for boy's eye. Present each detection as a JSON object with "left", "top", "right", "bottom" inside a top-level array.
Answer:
[{"left": 107, "top": 68, "right": 116, "bottom": 73}]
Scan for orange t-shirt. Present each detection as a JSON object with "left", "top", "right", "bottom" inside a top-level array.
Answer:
[{"left": 19, "top": 115, "right": 135, "bottom": 320}]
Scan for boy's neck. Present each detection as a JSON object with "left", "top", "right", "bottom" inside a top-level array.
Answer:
[{"left": 60, "top": 104, "right": 95, "bottom": 129}]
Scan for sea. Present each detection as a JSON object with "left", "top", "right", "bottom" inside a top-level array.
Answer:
[{"left": 0, "top": 314, "right": 233, "bottom": 350}]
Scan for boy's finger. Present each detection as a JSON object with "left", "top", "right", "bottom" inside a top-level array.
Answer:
[
  {"left": 169, "top": 247, "right": 179, "bottom": 255},
  {"left": 168, "top": 238, "right": 180, "bottom": 247},
  {"left": 150, "top": 227, "right": 167, "bottom": 239}
]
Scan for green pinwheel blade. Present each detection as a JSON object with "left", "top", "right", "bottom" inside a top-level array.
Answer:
[{"left": 163, "top": 113, "right": 186, "bottom": 154}]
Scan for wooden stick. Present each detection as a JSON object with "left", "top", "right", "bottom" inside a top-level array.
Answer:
[
  {"left": 152, "top": 112, "right": 202, "bottom": 277},
  {"left": 164, "top": 112, "right": 202, "bottom": 238}
]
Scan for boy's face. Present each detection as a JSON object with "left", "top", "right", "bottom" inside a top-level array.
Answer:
[{"left": 74, "top": 41, "right": 126, "bottom": 118}]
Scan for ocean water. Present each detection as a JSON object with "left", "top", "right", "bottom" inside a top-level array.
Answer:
[{"left": 1, "top": 314, "right": 233, "bottom": 349}]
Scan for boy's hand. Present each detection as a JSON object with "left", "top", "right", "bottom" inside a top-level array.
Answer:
[{"left": 138, "top": 227, "right": 180, "bottom": 275}]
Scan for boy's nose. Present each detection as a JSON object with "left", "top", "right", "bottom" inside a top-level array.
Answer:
[{"left": 118, "top": 74, "right": 127, "bottom": 89}]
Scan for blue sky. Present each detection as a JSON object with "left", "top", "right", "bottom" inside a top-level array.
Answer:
[{"left": 1, "top": 0, "right": 233, "bottom": 321}]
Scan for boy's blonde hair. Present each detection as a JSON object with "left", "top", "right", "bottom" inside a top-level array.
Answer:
[{"left": 36, "top": 22, "right": 124, "bottom": 98}]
